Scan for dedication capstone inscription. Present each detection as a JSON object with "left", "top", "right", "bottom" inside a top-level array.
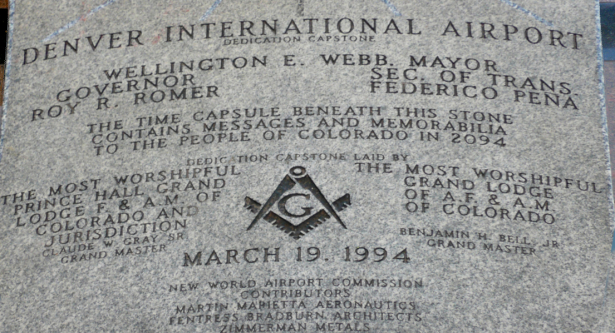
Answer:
[{"left": 0, "top": 0, "right": 614, "bottom": 332}]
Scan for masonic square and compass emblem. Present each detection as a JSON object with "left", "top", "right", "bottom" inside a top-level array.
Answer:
[{"left": 244, "top": 166, "right": 351, "bottom": 239}]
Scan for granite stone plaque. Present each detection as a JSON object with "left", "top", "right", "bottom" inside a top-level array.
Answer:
[{"left": 0, "top": 0, "right": 614, "bottom": 332}]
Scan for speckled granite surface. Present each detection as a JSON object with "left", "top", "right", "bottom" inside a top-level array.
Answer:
[{"left": 0, "top": 1, "right": 613, "bottom": 332}]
